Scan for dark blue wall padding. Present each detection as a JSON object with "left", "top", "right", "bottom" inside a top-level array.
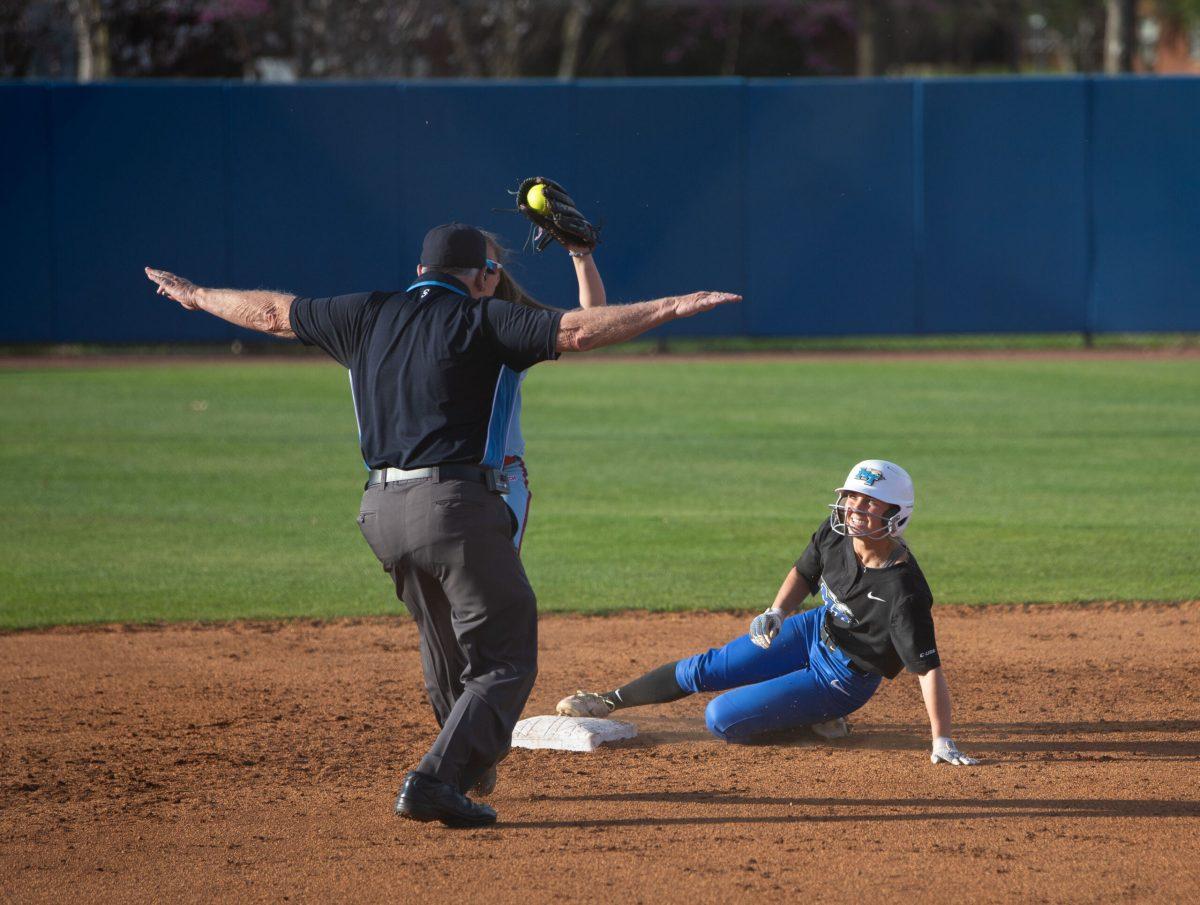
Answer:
[
  {"left": 48, "top": 84, "right": 230, "bottom": 342},
  {"left": 569, "top": 80, "right": 746, "bottom": 336},
  {"left": 395, "top": 82, "right": 578, "bottom": 314},
  {"left": 744, "top": 80, "right": 917, "bottom": 337},
  {"left": 224, "top": 84, "right": 404, "bottom": 342},
  {"left": 1090, "top": 78, "right": 1200, "bottom": 332},
  {"left": 0, "top": 87, "right": 55, "bottom": 342},
  {"left": 921, "top": 79, "right": 1090, "bottom": 333},
  {"left": 1, "top": 78, "right": 1197, "bottom": 342}
]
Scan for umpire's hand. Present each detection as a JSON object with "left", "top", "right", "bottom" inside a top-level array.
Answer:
[
  {"left": 672, "top": 291, "right": 741, "bottom": 319},
  {"left": 145, "top": 267, "right": 201, "bottom": 310}
]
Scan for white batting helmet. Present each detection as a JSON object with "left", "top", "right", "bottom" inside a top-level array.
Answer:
[{"left": 829, "top": 459, "right": 915, "bottom": 539}]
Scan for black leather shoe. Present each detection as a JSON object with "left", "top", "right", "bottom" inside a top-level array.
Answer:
[
  {"left": 394, "top": 771, "right": 497, "bottom": 828},
  {"left": 472, "top": 764, "right": 498, "bottom": 797}
]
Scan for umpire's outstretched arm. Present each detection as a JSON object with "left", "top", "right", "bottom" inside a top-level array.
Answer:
[
  {"left": 145, "top": 268, "right": 297, "bottom": 339},
  {"left": 146, "top": 265, "right": 740, "bottom": 349},
  {"left": 556, "top": 292, "right": 740, "bottom": 353}
]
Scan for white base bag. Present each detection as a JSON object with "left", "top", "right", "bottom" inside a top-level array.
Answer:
[{"left": 510, "top": 715, "right": 638, "bottom": 752}]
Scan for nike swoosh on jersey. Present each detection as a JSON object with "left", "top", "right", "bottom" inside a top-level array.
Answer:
[{"left": 867, "top": 591, "right": 886, "bottom": 602}]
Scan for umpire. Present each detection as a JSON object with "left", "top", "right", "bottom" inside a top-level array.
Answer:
[{"left": 145, "top": 223, "right": 739, "bottom": 828}]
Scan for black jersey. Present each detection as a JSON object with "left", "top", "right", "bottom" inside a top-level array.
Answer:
[
  {"left": 794, "top": 521, "right": 940, "bottom": 680},
  {"left": 289, "top": 274, "right": 561, "bottom": 470}
]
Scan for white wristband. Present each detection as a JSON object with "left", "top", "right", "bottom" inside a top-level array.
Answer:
[{"left": 568, "top": 250, "right": 592, "bottom": 258}]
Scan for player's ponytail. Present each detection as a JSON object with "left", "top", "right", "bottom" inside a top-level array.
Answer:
[{"left": 482, "top": 230, "right": 556, "bottom": 311}]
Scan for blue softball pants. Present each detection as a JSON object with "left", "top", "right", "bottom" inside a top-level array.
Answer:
[
  {"left": 674, "top": 606, "right": 882, "bottom": 742},
  {"left": 501, "top": 456, "right": 530, "bottom": 554}
]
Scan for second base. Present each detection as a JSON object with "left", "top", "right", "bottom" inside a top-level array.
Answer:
[{"left": 511, "top": 715, "right": 638, "bottom": 752}]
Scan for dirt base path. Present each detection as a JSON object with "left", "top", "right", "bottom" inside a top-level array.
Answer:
[{"left": 3, "top": 604, "right": 1198, "bottom": 903}]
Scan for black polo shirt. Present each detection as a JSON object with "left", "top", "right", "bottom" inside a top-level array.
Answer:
[
  {"left": 289, "top": 274, "right": 562, "bottom": 469},
  {"left": 795, "top": 520, "right": 941, "bottom": 679}
]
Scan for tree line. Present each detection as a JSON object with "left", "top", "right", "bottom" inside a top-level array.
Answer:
[{"left": 3, "top": 1, "right": 1197, "bottom": 81}]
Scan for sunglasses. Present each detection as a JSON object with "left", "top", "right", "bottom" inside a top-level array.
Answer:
[{"left": 485, "top": 258, "right": 502, "bottom": 275}]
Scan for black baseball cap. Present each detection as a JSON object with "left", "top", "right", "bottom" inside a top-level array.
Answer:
[{"left": 420, "top": 223, "right": 487, "bottom": 269}]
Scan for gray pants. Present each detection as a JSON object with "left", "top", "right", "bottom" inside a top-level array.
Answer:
[{"left": 357, "top": 477, "right": 538, "bottom": 794}]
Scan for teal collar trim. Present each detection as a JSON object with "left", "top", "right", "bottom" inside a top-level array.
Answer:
[{"left": 407, "top": 279, "right": 468, "bottom": 296}]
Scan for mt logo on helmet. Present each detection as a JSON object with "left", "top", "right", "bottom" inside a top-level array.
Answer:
[{"left": 854, "top": 467, "right": 885, "bottom": 486}]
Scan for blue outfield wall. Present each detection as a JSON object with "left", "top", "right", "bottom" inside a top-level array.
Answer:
[
  {"left": 920, "top": 79, "right": 1091, "bottom": 333},
  {"left": 745, "top": 80, "right": 917, "bottom": 336},
  {"left": 1090, "top": 78, "right": 1200, "bottom": 332},
  {"left": 1, "top": 77, "right": 1198, "bottom": 343}
]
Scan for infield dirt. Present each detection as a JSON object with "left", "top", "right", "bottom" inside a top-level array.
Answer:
[{"left": 2, "top": 604, "right": 1198, "bottom": 903}]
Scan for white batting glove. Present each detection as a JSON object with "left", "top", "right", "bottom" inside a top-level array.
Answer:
[
  {"left": 931, "top": 737, "right": 979, "bottom": 766},
  {"left": 749, "top": 608, "right": 785, "bottom": 650}
]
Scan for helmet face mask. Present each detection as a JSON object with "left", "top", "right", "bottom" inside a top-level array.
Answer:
[
  {"left": 827, "top": 460, "right": 915, "bottom": 540},
  {"left": 829, "top": 493, "right": 903, "bottom": 539}
]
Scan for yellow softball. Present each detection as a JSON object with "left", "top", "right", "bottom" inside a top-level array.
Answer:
[{"left": 526, "top": 183, "right": 550, "bottom": 214}]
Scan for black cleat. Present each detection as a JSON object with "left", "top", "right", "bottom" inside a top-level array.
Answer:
[{"left": 394, "top": 771, "right": 497, "bottom": 828}]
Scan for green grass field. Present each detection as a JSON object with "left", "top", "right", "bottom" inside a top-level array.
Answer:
[{"left": 1, "top": 356, "right": 1197, "bottom": 628}]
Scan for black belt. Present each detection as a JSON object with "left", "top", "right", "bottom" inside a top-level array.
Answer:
[
  {"left": 365, "top": 464, "right": 509, "bottom": 494},
  {"left": 820, "top": 621, "right": 870, "bottom": 676}
]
